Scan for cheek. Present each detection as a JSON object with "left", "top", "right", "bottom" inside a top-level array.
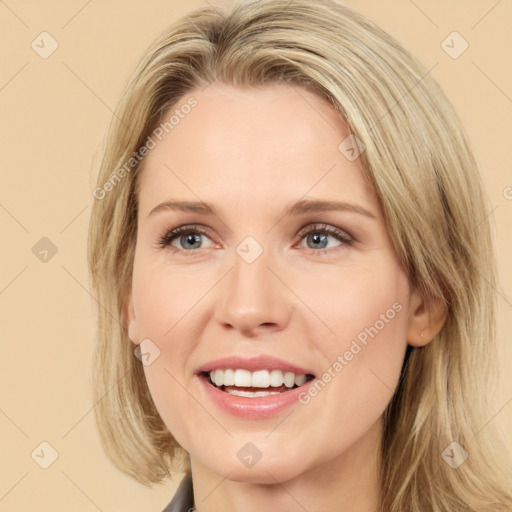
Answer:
[
  {"left": 309, "top": 258, "right": 409, "bottom": 345},
  {"left": 331, "top": 276, "right": 408, "bottom": 359},
  {"left": 131, "top": 251, "right": 205, "bottom": 337},
  {"left": 302, "top": 262, "right": 410, "bottom": 423},
  {"left": 130, "top": 255, "right": 209, "bottom": 446}
]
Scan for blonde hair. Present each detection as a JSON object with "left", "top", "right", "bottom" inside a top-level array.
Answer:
[{"left": 87, "top": 0, "right": 512, "bottom": 509}]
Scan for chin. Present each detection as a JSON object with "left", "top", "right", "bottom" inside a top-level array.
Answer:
[{"left": 205, "top": 455, "right": 308, "bottom": 484}]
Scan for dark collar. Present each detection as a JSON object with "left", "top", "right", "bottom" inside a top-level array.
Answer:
[{"left": 161, "top": 473, "right": 194, "bottom": 512}]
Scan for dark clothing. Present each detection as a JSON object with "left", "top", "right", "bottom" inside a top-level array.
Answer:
[{"left": 162, "top": 474, "right": 194, "bottom": 512}]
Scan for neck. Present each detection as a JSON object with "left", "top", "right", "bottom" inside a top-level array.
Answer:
[{"left": 189, "top": 417, "right": 384, "bottom": 512}]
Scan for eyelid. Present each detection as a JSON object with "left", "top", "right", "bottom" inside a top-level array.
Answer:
[
  {"left": 156, "top": 224, "right": 216, "bottom": 250},
  {"left": 296, "top": 223, "right": 354, "bottom": 243},
  {"left": 294, "top": 223, "right": 355, "bottom": 254},
  {"left": 156, "top": 222, "right": 356, "bottom": 254}
]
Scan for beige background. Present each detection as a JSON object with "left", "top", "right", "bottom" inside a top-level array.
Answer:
[{"left": 1, "top": 0, "right": 511, "bottom": 510}]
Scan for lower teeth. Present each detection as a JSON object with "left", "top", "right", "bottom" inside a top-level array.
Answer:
[
  {"left": 216, "top": 383, "right": 296, "bottom": 398},
  {"left": 226, "top": 389, "right": 282, "bottom": 398}
]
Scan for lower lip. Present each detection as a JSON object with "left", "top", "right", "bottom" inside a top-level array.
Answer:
[{"left": 197, "top": 374, "right": 314, "bottom": 419}]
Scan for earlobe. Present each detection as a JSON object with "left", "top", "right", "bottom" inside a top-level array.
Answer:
[
  {"left": 407, "top": 290, "right": 447, "bottom": 347},
  {"left": 126, "top": 288, "right": 140, "bottom": 346}
]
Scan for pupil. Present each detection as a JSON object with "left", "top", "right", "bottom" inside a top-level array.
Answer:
[
  {"left": 184, "top": 234, "right": 201, "bottom": 248},
  {"left": 310, "top": 233, "right": 327, "bottom": 249}
]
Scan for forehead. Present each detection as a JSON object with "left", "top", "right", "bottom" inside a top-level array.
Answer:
[{"left": 137, "top": 83, "right": 376, "bottom": 215}]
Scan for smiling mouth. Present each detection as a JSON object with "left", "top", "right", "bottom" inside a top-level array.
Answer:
[{"left": 201, "top": 369, "right": 315, "bottom": 398}]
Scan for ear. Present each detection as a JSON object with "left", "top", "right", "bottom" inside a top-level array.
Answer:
[
  {"left": 125, "top": 286, "right": 140, "bottom": 346},
  {"left": 407, "top": 289, "right": 447, "bottom": 347}
]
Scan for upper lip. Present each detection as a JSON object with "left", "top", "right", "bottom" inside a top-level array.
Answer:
[{"left": 196, "top": 355, "right": 315, "bottom": 376}]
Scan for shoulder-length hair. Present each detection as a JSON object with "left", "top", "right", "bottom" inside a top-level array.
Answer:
[{"left": 87, "top": 0, "right": 512, "bottom": 509}]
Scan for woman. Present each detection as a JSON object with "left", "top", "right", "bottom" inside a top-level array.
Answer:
[{"left": 87, "top": 0, "right": 512, "bottom": 510}]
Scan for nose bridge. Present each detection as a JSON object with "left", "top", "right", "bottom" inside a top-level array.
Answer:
[{"left": 214, "top": 236, "right": 291, "bottom": 335}]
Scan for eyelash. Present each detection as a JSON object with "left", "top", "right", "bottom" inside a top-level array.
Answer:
[{"left": 156, "top": 223, "right": 355, "bottom": 256}]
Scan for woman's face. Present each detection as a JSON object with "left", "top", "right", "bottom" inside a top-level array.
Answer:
[{"left": 127, "top": 83, "right": 416, "bottom": 483}]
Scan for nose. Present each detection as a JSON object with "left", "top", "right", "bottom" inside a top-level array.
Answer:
[{"left": 213, "top": 247, "right": 292, "bottom": 338}]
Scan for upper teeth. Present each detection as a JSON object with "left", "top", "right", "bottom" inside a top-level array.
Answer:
[{"left": 209, "top": 369, "right": 307, "bottom": 388}]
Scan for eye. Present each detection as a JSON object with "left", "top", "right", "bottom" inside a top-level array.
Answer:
[
  {"left": 156, "top": 225, "right": 215, "bottom": 252},
  {"left": 295, "top": 223, "right": 354, "bottom": 254},
  {"left": 156, "top": 223, "right": 355, "bottom": 255}
]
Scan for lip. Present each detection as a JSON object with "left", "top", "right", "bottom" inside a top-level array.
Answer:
[
  {"left": 196, "top": 355, "right": 315, "bottom": 375},
  {"left": 196, "top": 372, "right": 315, "bottom": 419}
]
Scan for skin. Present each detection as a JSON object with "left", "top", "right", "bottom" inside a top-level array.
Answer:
[{"left": 126, "top": 83, "right": 446, "bottom": 512}]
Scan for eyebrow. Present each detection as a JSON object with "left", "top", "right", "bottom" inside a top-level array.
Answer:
[{"left": 147, "top": 199, "right": 376, "bottom": 220}]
